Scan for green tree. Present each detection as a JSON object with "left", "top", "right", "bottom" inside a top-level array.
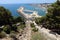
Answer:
[
  {"left": 0, "top": 6, "right": 18, "bottom": 34},
  {"left": 14, "top": 17, "right": 24, "bottom": 23},
  {"left": 0, "top": 6, "right": 13, "bottom": 26},
  {"left": 0, "top": 6, "right": 25, "bottom": 34},
  {"left": 35, "top": 0, "right": 60, "bottom": 34}
]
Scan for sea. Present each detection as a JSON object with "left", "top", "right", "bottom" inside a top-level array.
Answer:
[{"left": 0, "top": 4, "right": 46, "bottom": 17}]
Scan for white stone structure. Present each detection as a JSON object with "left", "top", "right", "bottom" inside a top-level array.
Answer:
[{"left": 17, "top": 7, "right": 41, "bottom": 20}]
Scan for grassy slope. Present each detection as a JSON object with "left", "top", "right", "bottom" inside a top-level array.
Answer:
[{"left": 31, "top": 32, "right": 46, "bottom": 40}]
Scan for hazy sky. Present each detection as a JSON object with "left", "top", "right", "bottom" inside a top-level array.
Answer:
[{"left": 0, "top": 0, "right": 57, "bottom": 4}]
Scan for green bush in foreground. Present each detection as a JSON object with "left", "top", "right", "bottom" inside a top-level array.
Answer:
[
  {"left": 0, "top": 32, "right": 6, "bottom": 38},
  {"left": 0, "top": 6, "right": 25, "bottom": 34},
  {"left": 31, "top": 23, "right": 38, "bottom": 32},
  {"left": 3, "top": 25, "right": 11, "bottom": 34},
  {"left": 0, "top": 6, "right": 13, "bottom": 26},
  {"left": 32, "top": 27, "right": 38, "bottom": 32},
  {"left": 31, "top": 23, "right": 35, "bottom": 28},
  {"left": 10, "top": 33, "right": 18, "bottom": 40}
]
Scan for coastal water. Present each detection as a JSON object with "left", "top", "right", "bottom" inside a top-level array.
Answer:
[{"left": 0, "top": 4, "right": 46, "bottom": 16}]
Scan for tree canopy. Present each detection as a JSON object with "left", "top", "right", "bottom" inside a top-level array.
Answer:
[
  {"left": 0, "top": 6, "right": 25, "bottom": 34},
  {"left": 0, "top": 6, "right": 13, "bottom": 26},
  {"left": 35, "top": 0, "right": 60, "bottom": 34}
]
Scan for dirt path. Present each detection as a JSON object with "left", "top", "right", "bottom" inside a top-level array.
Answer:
[{"left": 18, "top": 20, "right": 31, "bottom": 40}]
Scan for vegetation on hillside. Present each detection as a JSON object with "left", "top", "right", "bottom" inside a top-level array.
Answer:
[
  {"left": 35, "top": 0, "right": 60, "bottom": 34},
  {"left": 0, "top": 6, "right": 25, "bottom": 38},
  {"left": 0, "top": 6, "right": 13, "bottom": 26},
  {"left": 31, "top": 32, "right": 46, "bottom": 40},
  {"left": 31, "top": 23, "right": 38, "bottom": 32}
]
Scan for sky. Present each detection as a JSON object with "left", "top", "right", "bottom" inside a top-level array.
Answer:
[{"left": 0, "top": 0, "right": 57, "bottom": 4}]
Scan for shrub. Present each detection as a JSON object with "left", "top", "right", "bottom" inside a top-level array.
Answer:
[
  {"left": 31, "top": 23, "right": 35, "bottom": 28},
  {"left": 32, "top": 27, "right": 38, "bottom": 32},
  {"left": 3, "top": 25, "right": 11, "bottom": 34},
  {"left": 10, "top": 33, "right": 18, "bottom": 40},
  {"left": 0, "top": 32, "right": 6, "bottom": 38}
]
